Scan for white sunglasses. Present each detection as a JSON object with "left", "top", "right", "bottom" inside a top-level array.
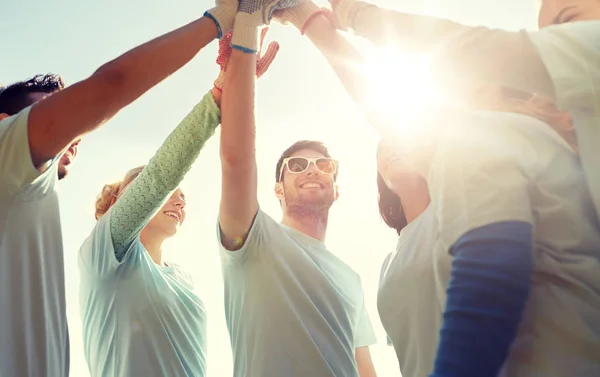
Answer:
[{"left": 278, "top": 157, "right": 338, "bottom": 182}]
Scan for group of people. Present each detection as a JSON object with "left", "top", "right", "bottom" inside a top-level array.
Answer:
[{"left": 1, "top": 0, "right": 599, "bottom": 376}]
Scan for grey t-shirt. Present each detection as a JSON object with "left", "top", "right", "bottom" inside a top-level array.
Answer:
[
  {"left": 0, "top": 106, "right": 69, "bottom": 376},
  {"left": 430, "top": 110, "right": 600, "bottom": 377},
  {"left": 218, "top": 210, "right": 376, "bottom": 377},
  {"left": 377, "top": 204, "right": 450, "bottom": 377}
]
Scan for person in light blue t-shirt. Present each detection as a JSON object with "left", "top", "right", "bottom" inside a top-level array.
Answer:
[
  {"left": 78, "top": 29, "right": 280, "bottom": 377},
  {"left": 78, "top": 93, "right": 218, "bottom": 377},
  {"left": 217, "top": 17, "right": 378, "bottom": 375}
]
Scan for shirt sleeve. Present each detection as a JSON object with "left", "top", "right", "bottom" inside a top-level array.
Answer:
[
  {"left": 527, "top": 21, "right": 600, "bottom": 111},
  {"left": 354, "top": 287, "right": 377, "bottom": 348},
  {"left": 79, "top": 207, "right": 142, "bottom": 278},
  {"left": 343, "top": 2, "right": 555, "bottom": 99},
  {"left": 429, "top": 119, "right": 537, "bottom": 251},
  {"left": 0, "top": 106, "right": 59, "bottom": 199},
  {"left": 217, "top": 208, "right": 265, "bottom": 264},
  {"left": 109, "top": 91, "right": 220, "bottom": 261}
]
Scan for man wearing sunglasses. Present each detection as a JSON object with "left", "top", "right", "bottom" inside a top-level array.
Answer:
[{"left": 217, "top": 14, "right": 377, "bottom": 376}]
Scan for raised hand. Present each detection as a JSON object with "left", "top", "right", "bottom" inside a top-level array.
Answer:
[
  {"left": 214, "top": 28, "right": 280, "bottom": 91},
  {"left": 274, "top": 1, "right": 334, "bottom": 34},
  {"left": 327, "top": 0, "right": 364, "bottom": 31},
  {"left": 205, "top": 0, "right": 239, "bottom": 38},
  {"left": 231, "top": 0, "right": 307, "bottom": 53}
]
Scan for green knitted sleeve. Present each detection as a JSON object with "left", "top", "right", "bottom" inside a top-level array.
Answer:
[{"left": 110, "top": 91, "right": 220, "bottom": 260}]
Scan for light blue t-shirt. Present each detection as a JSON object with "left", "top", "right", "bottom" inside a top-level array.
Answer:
[
  {"left": 218, "top": 209, "right": 377, "bottom": 377},
  {"left": 79, "top": 209, "right": 207, "bottom": 377},
  {"left": 0, "top": 106, "right": 69, "bottom": 377}
]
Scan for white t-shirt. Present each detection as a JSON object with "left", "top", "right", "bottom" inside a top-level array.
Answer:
[
  {"left": 0, "top": 107, "right": 69, "bottom": 377},
  {"left": 377, "top": 204, "right": 450, "bottom": 377},
  {"left": 528, "top": 20, "right": 600, "bottom": 223},
  {"left": 429, "top": 110, "right": 600, "bottom": 376},
  {"left": 218, "top": 209, "right": 377, "bottom": 377}
]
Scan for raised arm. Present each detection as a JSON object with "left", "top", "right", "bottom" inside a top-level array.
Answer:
[
  {"left": 219, "top": 45, "right": 260, "bottom": 251},
  {"left": 329, "top": 0, "right": 555, "bottom": 100},
  {"left": 27, "top": 1, "right": 239, "bottom": 169},
  {"left": 275, "top": 2, "right": 397, "bottom": 135},
  {"left": 218, "top": 0, "right": 295, "bottom": 250},
  {"left": 109, "top": 89, "right": 221, "bottom": 259}
]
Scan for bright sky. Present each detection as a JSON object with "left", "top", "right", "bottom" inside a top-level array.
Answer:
[{"left": 2, "top": 0, "right": 536, "bottom": 376}]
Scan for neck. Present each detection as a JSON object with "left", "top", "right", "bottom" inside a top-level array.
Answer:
[
  {"left": 139, "top": 228, "right": 166, "bottom": 266},
  {"left": 392, "top": 176, "right": 430, "bottom": 223},
  {"left": 282, "top": 206, "right": 329, "bottom": 242}
]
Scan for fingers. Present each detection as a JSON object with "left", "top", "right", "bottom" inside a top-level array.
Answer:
[
  {"left": 218, "top": 31, "right": 233, "bottom": 54},
  {"left": 216, "top": 32, "right": 233, "bottom": 68},
  {"left": 256, "top": 41, "right": 280, "bottom": 79},
  {"left": 257, "top": 27, "right": 270, "bottom": 56}
]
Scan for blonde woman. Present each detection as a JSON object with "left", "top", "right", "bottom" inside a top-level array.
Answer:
[
  {"left": 78, "top": 31, "right": 279, "bottom": 377},
  {"left": 275, "top": 4, "right": 600, "bottom": 377}
]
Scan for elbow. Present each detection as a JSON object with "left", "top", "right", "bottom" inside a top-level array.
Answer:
[
  {"left": 220, "top": 147, "right": 255, "bottom": 171},
  {"left": 93, "top": 63, "right": 128, "bottom": 92}
]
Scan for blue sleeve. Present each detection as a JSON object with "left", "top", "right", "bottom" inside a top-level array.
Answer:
[{"left": 430, "top": 221, "right": 533, "bottom": 377}]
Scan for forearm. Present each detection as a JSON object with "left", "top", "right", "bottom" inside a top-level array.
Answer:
[
  {"left": 341, "top": 2, "right": 554, "bottom": 98},
  {"left": 431, "top": 222, "right": 532, "bottom": 377},
  {"left": 302, "top": 13, "right": 400, "bottom": 135},
  {"left": 304, "top": 15, "right": 370, "bottom": 109},
  {"left": 221, "top": 50, "right": 256, "bottom": 166},
  {"left": 110, "top": 91, "right": 221, "bottom": 257},
  {"left": 29, "top": 17, "right": 219, "bottom": 166},
  {"left": 219, "top": 49, "right": 259, "bottom": 250},
  {"left": 93, "top": 16, "right": 218, "bottom": 118},
  {"left": 339, "top": 1, "right": 466, "bottom": 50}
]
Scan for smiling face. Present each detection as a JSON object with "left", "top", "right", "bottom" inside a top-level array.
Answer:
[
  {"left": 275, "top": 148, "right": 339, "bottom": 217},
  {"left": 143, "top": 188, "right": 187, "bottom": 239}
]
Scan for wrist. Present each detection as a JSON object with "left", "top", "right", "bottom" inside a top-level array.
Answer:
[
  {"left": 211, "top": 86, "right": 222, "bottom": 107},
  {"left": 301, "top": 9, "right": 334, "bottom": 35},
  {"left": 280, "top": 2, "right": 320, "bottom": 31},
  {"left": 204, "top": 6, "right": 236, "bottom": 38},
  {"left": 334, "top": 0, "right": 365, "bottom": 31},
  {"left": 231, "top": 13, "right": 261, "bottom": 53}
]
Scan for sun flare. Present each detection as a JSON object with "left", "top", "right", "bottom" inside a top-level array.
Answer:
[{"left": 362, "top": 47, "right": 440, "bottom": 134}]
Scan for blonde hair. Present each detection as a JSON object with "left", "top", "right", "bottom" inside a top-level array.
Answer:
[
  {"left": 469, "top": 85, "right": 577, "bottom": 153},
  {"left": 94, "top": 165, "right": 145, "bottom": 220}
]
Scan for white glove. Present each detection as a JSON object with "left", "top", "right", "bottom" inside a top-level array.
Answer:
[{"left": 232, "top": 0, "right": 307, "bottom": 53}]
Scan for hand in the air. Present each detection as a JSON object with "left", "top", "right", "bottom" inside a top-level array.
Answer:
[
  {"left": 327, "top": 0, "right": 362, "bottom": 31},
  {"left": 205, "top": 0, "right": 239, "bottom": 38},
  {"left": 214, "top": 28, "right": 280, "bottom": 92},
  {"left": 231, "top": 0, "right": 307, "bottom": 52},
  {"left": 273, "top": 1, "right": 334, "bottom": 34}
]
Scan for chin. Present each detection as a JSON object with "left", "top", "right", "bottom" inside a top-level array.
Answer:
[
  {"left": 57, "top": 167, "right": 68, "bottom": 180},
  {"left": 163, "top": 225, "right": 180, "bottom": 238}
]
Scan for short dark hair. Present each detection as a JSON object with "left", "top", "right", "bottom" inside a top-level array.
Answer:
[
  {"left": 0, "top": 74, "right": 65, "bottom": 116},
  {"left": 377, "top": 172, "right": 407, "bottom": 235},
  {"left": 275, "top": 140, "right": 337, "bottom": 182}
]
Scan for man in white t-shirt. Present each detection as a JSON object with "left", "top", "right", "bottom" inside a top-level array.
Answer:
[
  {"left": 0, "top": 5, "right": 238, "bottom": 376},
  {"left": 217, "top": 17, "right": 378, "bottom": 377}
]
